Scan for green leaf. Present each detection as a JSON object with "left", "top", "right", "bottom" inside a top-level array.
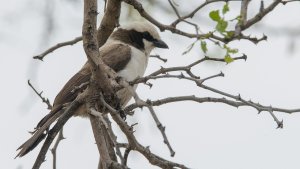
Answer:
[
  {"left": 222, "top": 3, "right": 229, "bottom": 14},
  {"left": 225, "top": 31, "right": 235, "bottom": 38},
  {"left": 216, "top": 20, "right": 228, "bottom": 33},
  {"left": 224, "top": 55, "right": 234, "bottom": 64},
  {"left": 200, "top": 41, "right": 208, "bottom": 53},
  {"left": 228, "top": 48, "right": 238, "bottom": 54},
  {"left": 224, "top": 44, "right": 239, "bottom": 54},
  {"left": 209, "top": 10, "right": 221, "bottom": 22}
]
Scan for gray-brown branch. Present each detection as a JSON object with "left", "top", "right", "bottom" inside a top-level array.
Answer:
[{"left": 33, "top": 36, "right": 82, "bottom": 61}]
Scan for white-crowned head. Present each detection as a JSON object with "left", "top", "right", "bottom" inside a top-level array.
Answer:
[{"left": 110, "top": 21, "right": 168, "bottom": 55}]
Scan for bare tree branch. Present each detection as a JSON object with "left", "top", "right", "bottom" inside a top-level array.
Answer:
[
  {"left": 103, "top": 115, "right": 125, "bottom": 164},
  {"left": 28, "top": 80, "right": 52, "bottom": 110},
  {"left": 171, "top": 0, "right": 225, "bottom": 27},
  {"left": 242, "top": 0, "right": 282, "bottom": 30},
  {"left": 89, "top": 108, "right": 118, "bottom": 168},
  {"left": 235, "top": 0, "right": 250, "bottom": 36},
  {"left": 168, "top": 0, "right": 200, "bottom": 35},
  {"left": 50, "top": 129, "right": 65, "bottom": 169},
  {"left": 147, "top": 105, "right": 175, "bottom": 157},
  {"left": 97, "top": 0, "right": 121, "bottom": 47},
  {"left": 199, "top": 84, "right": 285, "bottom": 127},
  {"left": 125, "top": 95, "right": 247, "bottom": 112},
  {"left": 123, "top": 147, "right": 131, "bottom": 166},
  {"left": 82, "top": 0, "right": 123, "bottom": 168},
  {"left": 281, "top": 0, "right": 300, "bottom": 4},
  {"left": 130, "top": 55, "right": 246, "bottom": 86},
  {"left": 99, "top": 93, "right": 189, "bottom": 169},
  {"left": 33, "top": 36, "right": 82, "bottom": 61},
  {"left": 150, "top": 55, "right": 168, "bottom": 63}
]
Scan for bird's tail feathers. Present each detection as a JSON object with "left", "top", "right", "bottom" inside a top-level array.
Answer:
[{"left": 15, "top": 106, "right": 63, "bottom": 158}]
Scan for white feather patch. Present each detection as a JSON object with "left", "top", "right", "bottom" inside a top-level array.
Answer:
[{"left": 117, "top": 46, "right": 148, "bottom": 81}]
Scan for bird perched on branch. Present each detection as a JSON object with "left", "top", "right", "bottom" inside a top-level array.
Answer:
[{"left": 16, "top": 22, "right": 168, "bottom": 157}]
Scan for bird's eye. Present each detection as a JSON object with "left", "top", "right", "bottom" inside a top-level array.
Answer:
[
  {"left": 143, "top": 32, "right": 154, "bottom": 41},
  {"left": 143, "top": 32, "right": 150, "bottom": 37}
]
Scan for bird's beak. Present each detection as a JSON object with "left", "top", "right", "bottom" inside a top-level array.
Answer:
[{"left": 153, "top": 39, "right": 169, "bottom": 49}]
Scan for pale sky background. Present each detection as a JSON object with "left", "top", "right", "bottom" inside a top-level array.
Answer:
[{"left": 1, "top": 0, "right": 300, "bottom": 169}]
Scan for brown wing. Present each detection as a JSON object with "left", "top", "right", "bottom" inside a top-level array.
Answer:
[
  {"left": 53, "top": 63, "right": 91, "bottom": 107},
  {"left": 101, "top": 43, "right": 131, "bottom": 72},
  {"left": 53, "top": 43, "right": 131, "bottom": 107}
]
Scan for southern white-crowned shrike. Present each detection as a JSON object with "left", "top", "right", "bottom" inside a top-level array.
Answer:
[{"left": 16, "top": 22, "right": 168, "bottom": 157}]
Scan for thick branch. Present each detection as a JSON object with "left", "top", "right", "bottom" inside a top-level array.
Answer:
[
  {"left": 82, "top": 0, "right": 118, "bottom": 96},
  {"left": 89, "top": 110, "right": 114, "bottom": 168},
  {"left": 83, "top": 0, "right": 122, "bottom": 168},
  {"left": 97, "top": 0, "right": 121, "bottom": 47}
]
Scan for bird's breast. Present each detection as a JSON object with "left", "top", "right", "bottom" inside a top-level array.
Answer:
[{"left": 117, "top": 46, "right": 148, "bottom": 81}]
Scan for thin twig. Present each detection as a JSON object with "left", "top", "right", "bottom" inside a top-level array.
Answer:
[
  {"left": 168, "top": 0, "right": 200, "bottom": 35},
  {"left": 33, "top": 36, "right": 82, "bottom": 61},
  {"left": 242, "top": 0, "right": 282, "bottom": 30},
  {"left": 150, "top": 55, "right": 168, "bottom": 63},
  {"left": 28, "top": 80, "right": 52, "bottom": 110},
  {"left": 50, "top": 128, "right": 65, "bottom": 169},
  {"left": 199, "top": 84, "right": 286, "bottom": 128},
  {"left": 171, "top": 0, "right": 225, "bottom": 26},
  {"left": 146, "top": 54, "right": 247, "bottom": 77},
  {"left": 146, "top": 105, "right": 175, "bottom": 157}
]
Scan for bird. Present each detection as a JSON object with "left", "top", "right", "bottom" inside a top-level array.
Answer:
[{"left": 16, "top": 21, "right": 168, "bottom": 157}]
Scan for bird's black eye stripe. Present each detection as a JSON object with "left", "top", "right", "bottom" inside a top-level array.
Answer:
[{"left": 142, "top": 31, "right": 155, "bottom": 42}]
